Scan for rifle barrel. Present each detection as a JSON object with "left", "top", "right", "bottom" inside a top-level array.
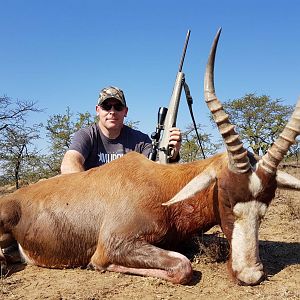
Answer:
[{"left": 178, "top": 30, "right": 191, "bottom": 72}]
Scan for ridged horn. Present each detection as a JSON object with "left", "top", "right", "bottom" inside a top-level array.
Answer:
[
  {"left": 204, "top": 28, "right": 251, "bottom": 173},
  {"left": 260, "top": 98, "right": 300, "bottom": 174}
]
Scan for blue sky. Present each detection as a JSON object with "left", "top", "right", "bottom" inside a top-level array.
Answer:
[{"left": 1, "top": 0, "right": 300, "bottom": 150}]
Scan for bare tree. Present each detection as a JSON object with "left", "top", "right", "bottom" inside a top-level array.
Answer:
[{"left": 0, "top": 96, "right": 42, "bottom": 132}]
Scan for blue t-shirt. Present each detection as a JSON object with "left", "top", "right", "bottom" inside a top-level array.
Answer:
[{"left": 68, "top": 123, "right": 152, "bottom": 170}]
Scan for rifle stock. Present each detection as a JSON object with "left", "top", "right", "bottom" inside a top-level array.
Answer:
[{"left": 158, "top": 30, "right": 190, "bottom": 164}]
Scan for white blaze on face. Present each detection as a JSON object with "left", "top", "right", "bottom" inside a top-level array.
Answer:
[
  {"left": 248, "top": 172, "right": 263, "bottom": 198},
  {"left": 231, "top": 200, "right": 268, "bottom": 284}
]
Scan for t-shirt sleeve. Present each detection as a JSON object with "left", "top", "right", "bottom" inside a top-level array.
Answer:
[
  {"left": 140, "top": 140, "right": 153, "bottom": 157},
  {"left": 132, "top": 131, "right": 152, "bottom": 157},
  {"left": 68, "top": 128, "right": 92, "bottom": 160}
]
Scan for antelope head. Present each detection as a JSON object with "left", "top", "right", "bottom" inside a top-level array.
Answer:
[{"left": 165, "top": 28, "right": 300, "bottom": 285}]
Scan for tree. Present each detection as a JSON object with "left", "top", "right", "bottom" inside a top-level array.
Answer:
[
  {"left": 287, "top": 138, "right": 300, "bottom": 163},
  {"left": 0, "top": 96, "right": 42, "bottom": 188},
  {"left": 222, "top": 94, "right": 294, "bottom": 155},
  {"left": 0, "top": 96, "right": 41, "bottom": 132},
  {"left": 180, "top": 123, "right": 221, "bottom": 162},
  {"left": 0, "top": 125, "right": 41, "bottom": 189},
  {"left": 45, "top": 107, "right": 94, "bottom": 175}
]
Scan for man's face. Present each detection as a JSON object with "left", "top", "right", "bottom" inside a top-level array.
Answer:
[{"left": 96, "top": 98, "right": 128, "bottom": 131}]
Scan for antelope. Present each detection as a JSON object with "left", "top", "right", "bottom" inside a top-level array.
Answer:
[{"left": 0, "top": 29, "right": 299, "bottom": 286}]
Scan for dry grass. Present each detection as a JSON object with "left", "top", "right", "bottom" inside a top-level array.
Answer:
[
  {"left": 192, "top": 231, "right": 229, "bottom": 264},
  {"left": 178, "top": 228, "right": 230, "bottom": 265}
]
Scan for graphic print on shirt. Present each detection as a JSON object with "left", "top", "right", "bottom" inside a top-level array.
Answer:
[{"left": 97, "top": 151, "right": 124, "bottom": 164}]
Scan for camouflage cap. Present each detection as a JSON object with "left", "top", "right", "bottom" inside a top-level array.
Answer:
[{"left": 97, "top": 86, "right": 127, "bottom": 107}]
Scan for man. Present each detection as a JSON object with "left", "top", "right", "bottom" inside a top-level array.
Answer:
[{"left": 61, "top": 86, "right": 182, "bottom": 174}]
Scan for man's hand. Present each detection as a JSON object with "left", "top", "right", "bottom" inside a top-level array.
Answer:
[{"left": 168, "top": 127, "right": 182, "bottom": 161}]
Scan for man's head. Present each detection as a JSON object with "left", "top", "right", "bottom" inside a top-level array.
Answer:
[
  {"left": 97, "top": 86, "right": 127, "bottom": 107},
  {"left": 96, "top": 86, "right": 128, "bottom": 138}
]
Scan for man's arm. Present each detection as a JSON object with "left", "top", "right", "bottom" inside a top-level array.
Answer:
[{"left": 61, "top": 150, "right": 85, "bottom": 174}]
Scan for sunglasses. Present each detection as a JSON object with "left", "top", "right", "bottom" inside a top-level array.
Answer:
[{"left": 100, "top": 103, "right": 125, "bottom": 112}]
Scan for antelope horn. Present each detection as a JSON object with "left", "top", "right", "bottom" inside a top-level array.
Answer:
[
  {"left": 260, "top": 98, "right": 300, "bottom": 174},
  {"left": 204, "top": 28, "right": 251, "bottom": 173}
]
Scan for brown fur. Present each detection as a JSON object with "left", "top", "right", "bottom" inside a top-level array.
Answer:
[{"left": 0, "top": 151, "right": 279, "bottom": 284}]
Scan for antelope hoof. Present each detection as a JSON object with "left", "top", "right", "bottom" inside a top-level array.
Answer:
[
  {"left": 86, "top": 262, "right": 106, "bottom": 272},
  {"left": 0, "top": 260, "right": 8, "bottom": 277}
]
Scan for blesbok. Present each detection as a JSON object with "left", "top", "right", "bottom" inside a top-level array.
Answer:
[{"left": 0, "top": 29, "right": 300, "bottom": 286}]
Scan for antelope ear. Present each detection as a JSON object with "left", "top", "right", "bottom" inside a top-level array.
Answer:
[
  {"left": 162, "top": 169, "right": 216, "bottom": 206},
  {"left": 276, "top": 170, "right": 300, "bottom": 190}
]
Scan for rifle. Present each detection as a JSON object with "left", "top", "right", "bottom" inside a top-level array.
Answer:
[{"left": 148, "top": 30, "right": 191, "bottom": 163}]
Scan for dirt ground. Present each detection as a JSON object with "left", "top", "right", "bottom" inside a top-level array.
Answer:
[{"left": 0, "top": 168, "right": 299, "bottom": 300}]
